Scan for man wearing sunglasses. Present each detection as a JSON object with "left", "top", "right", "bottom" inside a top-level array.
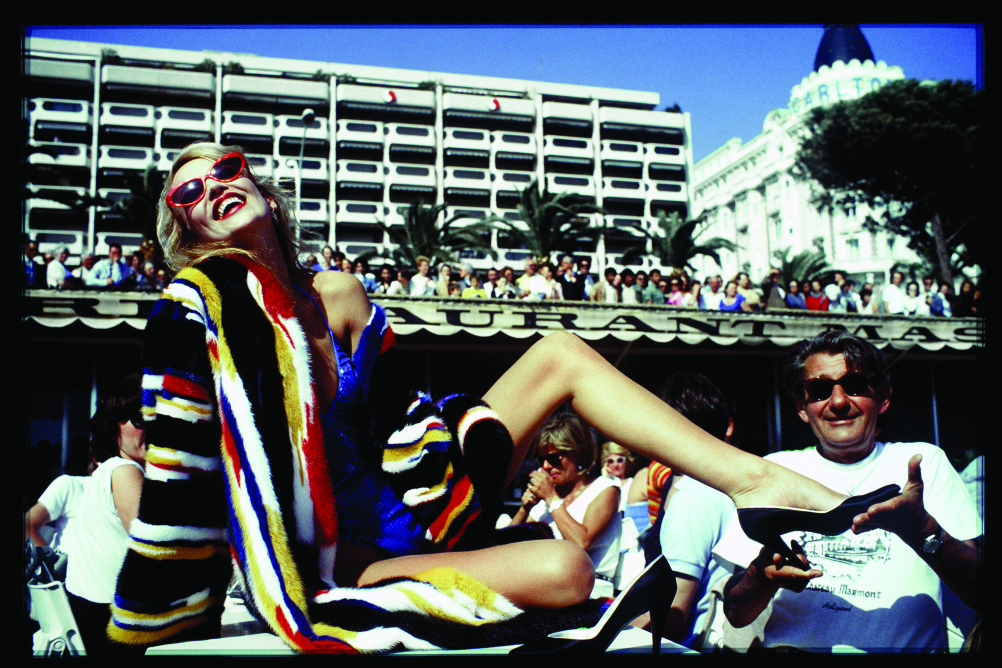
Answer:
[{"left": 715, "top": 331, "right": 980, "bottom": 652}]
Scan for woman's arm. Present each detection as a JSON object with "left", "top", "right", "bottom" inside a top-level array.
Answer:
[
  {"left": 112, "top": 464, "right": 144, "bottom": 533},
  {"left": 549, "top": 485, "right": 620, "bottom": 550},
  {"left": 24, "top": 503, "right": 51, "bottom": 547},
  {"left": 627, "top": 468, "right": 649, "bottom": 504},
  {"left": 508, "top": 489, "right": 539, "bottom": 526},
  {"left": 110, "top": 267, "right": 231, "bottom": 648},
  {"left": 528, "top": 471, "right": 620, "bottom": 550}
]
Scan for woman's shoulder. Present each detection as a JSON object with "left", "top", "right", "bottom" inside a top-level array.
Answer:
[
  {"left": 310, "top": 267, "right": 370, "bottom": 300},
  {"left": 97, "top": 456, "right": 143, "bottom": 476},
  {"left": 310, "top": 266, "right": 376, "bottom": 335},
  {"left": 587, "top": 475, "right": 622, "bottom": 495}
]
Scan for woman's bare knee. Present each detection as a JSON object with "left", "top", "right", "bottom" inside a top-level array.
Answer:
[
  {"left": 533, "top": 331, "right": 597, "bottom": 381},
  {"left": 536, "top": 540, "right": 594, "bottom": 607}
]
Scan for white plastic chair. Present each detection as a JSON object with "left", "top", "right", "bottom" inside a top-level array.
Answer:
[{"left": 28, "top": 579, "right": 86, "bottom": 655}]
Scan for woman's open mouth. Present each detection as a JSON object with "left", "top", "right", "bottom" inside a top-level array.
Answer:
[{"left": 215, "top": 194, "right": 246, "bottom": 221}]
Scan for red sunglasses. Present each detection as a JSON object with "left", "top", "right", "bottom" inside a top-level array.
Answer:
[{"left": 166, "top": 153, "right": 247, "bottom": 208}]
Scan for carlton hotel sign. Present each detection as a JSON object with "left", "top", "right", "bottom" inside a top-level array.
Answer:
[
  {"left": 24, "top": 291, "right": 983, "bottom": 353},
  {"left": 788, "top": 59, "right": 906, "bottom": 116}
]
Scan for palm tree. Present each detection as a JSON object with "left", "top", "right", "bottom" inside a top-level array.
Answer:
[
  {"left": 488, "top": 179, "right": 604, "bottom": 265},
  {"left": 772, "top": 246, "right": 832, "bottom": 286},
  {"left": 621, "top": 211, "right": 737, "bottom": 273},
  {"left": 113, "top": 164, "right": 166, "bottom": 269},
  {"left": 364, "top": 199, "right": 497, "bottom": 271},
  {"left": 23, "top": 144, "right": 111, "bottom": 214}
]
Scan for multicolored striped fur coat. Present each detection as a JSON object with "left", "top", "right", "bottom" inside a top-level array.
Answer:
[{"left": 108, "top": 256, "right": 601, "bottom": 653}]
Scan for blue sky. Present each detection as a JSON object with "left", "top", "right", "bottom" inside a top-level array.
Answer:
[{"left": 26, "top": 24, "right": 981, "bottom": 163}]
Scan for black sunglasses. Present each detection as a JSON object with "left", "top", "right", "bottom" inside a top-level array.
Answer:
[
  {"left": 803, "top": 373, "right": 872, "bottom": 403},
  {"left": 538, "top": 452, "right": 565, "bottom": 468}
]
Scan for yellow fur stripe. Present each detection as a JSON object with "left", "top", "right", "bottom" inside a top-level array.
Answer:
[
  {"left": 411, "top": 567, "right": 521, "bottom": 620},
  {"left": 383, "top": 430, "right": 452, "bottom": 463},
  {"left": 129, "top": 542, "right": 228, "bottom": 561},
  {"left": 108, "top": 615, "right": 211, "bottom": 647}
]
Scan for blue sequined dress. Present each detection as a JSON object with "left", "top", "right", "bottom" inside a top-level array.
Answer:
[{"left": 297, "top": 287, "right": 511, "bottom": 556}]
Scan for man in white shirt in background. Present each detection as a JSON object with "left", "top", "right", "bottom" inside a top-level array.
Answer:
[
  {"left": 46, "top": 247, "right": 75, "bottom": 289},
  {"left": 881, "top": 270, "right": 906, "bottom": 315},
  {"left": 702, "top": 275, "right": 725, "bottom": 311},
  {"left": 716, "top": 331, "right": 980, "bottom": 652}
]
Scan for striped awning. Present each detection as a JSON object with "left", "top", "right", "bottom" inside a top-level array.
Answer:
[{"left": 23, "top": 290, "right": 983, "bottom": 352}]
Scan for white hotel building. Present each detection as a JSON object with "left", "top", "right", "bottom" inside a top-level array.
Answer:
[
  {"left": 690, "top": 25, "right": 924, "bottom": 286},
  {"left": 23, "top": 35, "right": 695, "bottom": 274}
]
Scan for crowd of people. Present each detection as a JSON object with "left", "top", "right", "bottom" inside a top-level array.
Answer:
[
  {"left": 299, "top": 248, "right": 983, "bottom": 319},
  {"left": 768, "top": 268, "right": 981, "bottom": 318},
  {"left": 22, "top": 239, "right": 167, "bottom": 293},
  {"left": 26, "top": 237, "right": 981, "bottom": 320}
]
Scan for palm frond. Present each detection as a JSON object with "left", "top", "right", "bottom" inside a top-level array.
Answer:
[
  {"left": 621, "top": 211, "right": 737, "bottom": 272},
  {"left": 376, "top": 199, "right": 497, "bottom": 270},
  {"left": 488, "top": 179, "right": 604, "bottom": 264},
  {"left": 774, "top": 246, "right": 833, "bottom": 286}
]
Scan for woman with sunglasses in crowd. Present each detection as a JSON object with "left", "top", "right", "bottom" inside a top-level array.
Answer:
[
  {"left": 64, "top": 374, "right": 146, "bottom": 655},
  {"left": 110, "top": 142, "right": 883, "bottom": 653},
  {"left": 508, "top": 414, "right": 622, "bottom": 599}
]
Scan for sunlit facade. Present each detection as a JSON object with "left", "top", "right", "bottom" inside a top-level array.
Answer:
[
  {"left": 23, "top": 36, "right": 693, "bottom": 274},
  {"left": 690, "top": 26, "right": 923, "bottom": 286}
]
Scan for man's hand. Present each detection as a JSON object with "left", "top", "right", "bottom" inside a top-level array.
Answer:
[
  {"left": 851, "top": 453, "right": 980, "bottom": 609},
  {"left": 748, "top": 540, "right": 824, "bottom": 593},
  {"left": 851, "top": 454, "right": 931, "bottom": 543},
  {"left": 724, "top": 539, "right": 822, "bottom": 628}
]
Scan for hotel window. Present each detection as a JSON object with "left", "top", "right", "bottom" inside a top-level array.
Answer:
[{"left": 847, "top": 238, "right": 860, "bottom": 258}]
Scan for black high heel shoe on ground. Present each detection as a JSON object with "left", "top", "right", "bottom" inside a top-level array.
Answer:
[
  {"left": 510, "top": 555, "right": 675, "bottom": 654},
  {"left": 737, "top": 484, "right": 901, "bottom": 571}
]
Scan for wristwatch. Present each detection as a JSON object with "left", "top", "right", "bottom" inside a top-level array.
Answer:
[
  {"left": 921, "top": 523, "right": 944, "bottom": 555},
  {"left": 547, "top": 497, "right": 564, "bottom": 512}
]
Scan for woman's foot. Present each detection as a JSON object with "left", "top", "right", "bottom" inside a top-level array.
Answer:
[{"left": 728, "top": 458, "right": 847, "bottom": 513}]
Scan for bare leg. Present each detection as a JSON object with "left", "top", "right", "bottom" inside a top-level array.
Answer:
[
  {"left": 342, "top": 332, "right": 840, "bottom": 610},
  {"left": 353, "top": 540, "right": 595, "bottom": 610},
  {"left": 483, "top": 332, "right": 845, "bottom": 512}
]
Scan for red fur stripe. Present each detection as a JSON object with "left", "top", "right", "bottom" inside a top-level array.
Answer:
[
  {"left": 163, "top": 374, "right": 212, "bottom": 402},
  {"left": 380, "top": 327, "right": 395, "bottom": 354},
  {"left": 427, "top": 475, "right": 474, "bottom": 541}
]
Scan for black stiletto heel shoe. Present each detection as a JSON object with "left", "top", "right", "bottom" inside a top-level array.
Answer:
[
  {"left": 649, "top": 597, "right": 670, "bottom": 655},
  {"left": 510, "top": 555, "right": 676, "bottom": 654},
  {"left": 737, "top": 484, "right": 901, "bottom": 571}
]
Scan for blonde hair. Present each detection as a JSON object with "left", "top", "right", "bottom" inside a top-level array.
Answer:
[
  {"left": 533, "top": 412, "right": 598, "bottom": 472},
  {"left": 157, "top": 142, "right": 307, "bottom": 275},
  {"left": 601, "top": 441, "right": 634, "bottom": 465}
]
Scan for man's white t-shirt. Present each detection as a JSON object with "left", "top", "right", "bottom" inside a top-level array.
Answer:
[
  {"left": 713, "top": 442, "right": 980, "bottom": 652},
  {"left": 37, "top": 475, "right": 89, "bottom": 555}
]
